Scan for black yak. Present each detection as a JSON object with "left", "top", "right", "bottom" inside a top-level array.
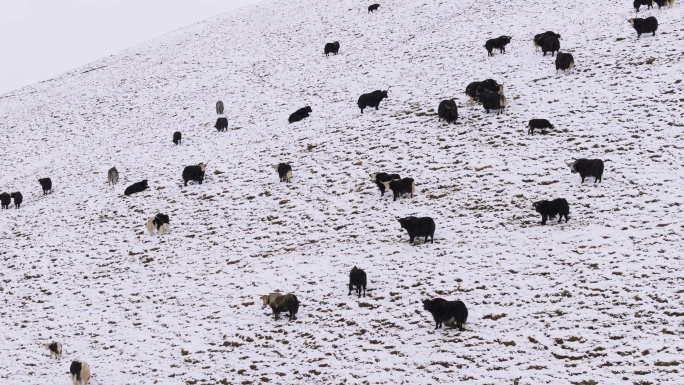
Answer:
[
  {"left": 542, "top": 36, "right": 560, "bottom": 56},
  {"left": 70, "top": 359, "right": 91, "bottom": 385},
  {"left": 533, "top": 31, "right": 561, "bottom": 52},
  {"left": 569, "top": 158, "right": 604, "bottom": 183},
  {"left": 556, "top": 52, "right": 575, "bottom": 74},
  {"left": 633, "top": 0, "right": 653, "bottom": 12},
  {"left": 215, "top": 117, "right": 228, "bottom": 132},
  {"left": 182, "top": 162, "right": 207, "bottom": 186},
  {"left": 216, "top": 100, "right": 224, "bottom": 115},
  {"left": 389, "top": 177, "right": 414, "bottom": 201},
  {"left": 465, "top": 79, "right": 504, "bottom": 103},
  {"left": 528, "top": 119, "right": 554, "bottom": 135},
  {"left": 357, "top": 90, "right": 388, "bottom": 113},
  {"left": 324, "top": 41, "right": 340, "bottom": 56},
  {"left": 124, "top": 180, "right": 149, "bottom": 196},
  {"left": 348, "top": 266, "right": 367, "bottom": 298},
  {"left": 10, "top": 192, "right": 22, "bottom": 209},
  {"left": 0, "top": 193, "right": 10, "bottom": 209},
  {"left": 368, "top": 3, "right": 380, "bottom": 13},
  {"left": 273, "top": 163, "right": 292, "bottom": 183},
  {"left": 173, "top": 131, "right": 182, "bottom": 145},
  {"left": 484, "top": 36, "right": 511, "bottom": 57},
  {"left": 288, "top": 106, "right": 312, "bottom": 123},
  {"left": 398, "top": 216, "right": 435, "bottom": 244},
  {"left": 108, "top": 167, "right": 119, "bottom": 185},
  {"left": 38, "top": 178, "right": 52, "bottom": 195},
  {"left": 629, "top": 17, "right": 658, "bottom": 38},
  {"left": 261, "top": 293, "right": 299, "bottom": 320},
  {"left": 481, "top": 91, "right": 506, "bottom": 114},
  {"left": 533, "top": 198, "right": 569, "bottom": 225},
  {"left": 370, "top": 172, "right": 400, "bottom": 196},
  {"left": 438, "top": 100, "right": 458, "bottom": 124},
  {"left": 422, "top": 298, "right": 468, "bottom": 330}
]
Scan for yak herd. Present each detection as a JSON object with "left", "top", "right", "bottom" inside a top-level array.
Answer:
[{"left": 2, "top": 1, "right": 675, "bottom": 383}]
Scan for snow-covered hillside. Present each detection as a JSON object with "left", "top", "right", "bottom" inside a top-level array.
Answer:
[{"left": 1, "top": 0, "right": 683, "bottom": 383}]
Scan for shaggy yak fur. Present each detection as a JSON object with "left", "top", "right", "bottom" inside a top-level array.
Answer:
[
  {"left": 437, "top": 99, "right": 458, "bottom": 124},
  {"left": 215, "top": 117, "right": 228, "bottom": 132},
  {"left": 146, "top": 213, "right": 170, "bottom": 235},
  {"left": 261, "top": 293, "right": 299, "bottom": 320},
  {"left": 398, "top": 216, "right": 435, "bottom": 244},
  {"left": 216, "top": 100, "right": 224, "bottom": 115},
  {"left": 481, "top": 91, "right": 507, "bottom": 114},
  {"left": 273, "top": 163, "right": 292, "bottom": 183},
  {"left": 533, "top": 198, "right": 570, "bottom": 225},
  {"left": 555, "top": 52, "right": 575, "bottom": 74},
  {"left": 124, "top": 180, "right": 149, "bottom": 196},
  {"left": 182, "top": 163, "right": 207, "bottom": 186},
  {"left": 10, "top": 192, "right": 22, "bottom": 209},
  {"left": 528, "top": 119, "right": 554, "bottom": 135},
  {"left": 569, "top": 158, "right": 604, "bottom": 183},
  {"left": 38, "top": 178, "right": 52, "bottom": 195},
  {"left": 45, "top": 341, "right": 62, "bottom": 360},
  {"left": 465, "top": 79, "right": 504, "bottom": 103},
  {"left": 357, "top": 90, "right": 388, "bottom": 113},
  {"left": 542, "top": 36, "right": 560, "bottom": 56},
  {"left": 348, "top": 266, "right": 367, "bottom": 297},
  {"left": 371, "top": 172, "right": 400, "bottom": 196},
  {"left": 422, "top": 298, "right": 468, "bottom": 330},
  {"left": 70, "top": 360, "right": 90, "bottom": 385},
  {"left": 533, "top": 31, "right": 561, "bottom": 52}
]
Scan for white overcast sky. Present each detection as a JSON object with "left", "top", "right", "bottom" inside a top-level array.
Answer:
[{"left": 0, "top": 0, "right": 261, "bottom": 95}]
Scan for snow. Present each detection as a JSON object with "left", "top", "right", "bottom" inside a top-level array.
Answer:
[{"left": 1, "top": 0, "right": 683, "bottom": 383}]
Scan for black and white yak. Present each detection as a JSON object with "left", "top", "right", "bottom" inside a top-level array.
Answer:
[
  {"left": 528, "top": 119, "right": 554, "bottom": 135},
  {"left": 45, "top": 341, "right": 62, "bottom": 360},
  {"left": 146, "top": 213, "right": 170, "bottom": 235},
  {"left": 182, "top": 162, "right": 208, "bottom": 186},
  {"left": 568, "top": 158, "right": 604, "bottom": 183},
  {"left": 70, "top": 359, "right": 91, "bottom": 385},
  {"left": 273, "top": 163, "right": 292, "bottom": 183},
  {"left": 370, "top": 172, "right": 400, "bottom": 196}
]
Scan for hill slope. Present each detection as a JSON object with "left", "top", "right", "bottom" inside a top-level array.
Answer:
[{"left": 1, "top": 0, "right": 683, "bottom": 384}]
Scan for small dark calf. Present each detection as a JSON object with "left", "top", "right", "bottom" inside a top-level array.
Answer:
[
  {"left": 371, "top": 172, "right": 400, "bottom": 196},
  {"left": 357, "top": 90, "right": 388, "bottom": 113},
  {"left": 555, "top": 52, "right": 575, "bottom": 74},
  {"left": 528, "top": 119, "right": 554, "bottom": 135},
  {"left": 389, "top": 177, "right": 414, "bottom": 201},
  {"left": 0, "top": 193, "right": 10, "bottom": 209},
  {"left": 569, "top": 158, "right": 604, "bottom": 183},
  {"left": 288, "top": 106, "right": 312, "bottom": 123},
  {"left": 173, "top": 131, "right": 182, "bottom": 145},
  {"left": 422, "top": 298, "right": 468, "bottom": 330},
  {"left": 273, "top": 163, "right": 292, "bottom": 183},
  {"left": 38, "top": 178, "right": 52, "bottom": 195},
  {"left": 398, "top": 216, "right": 435, "bottom": 244},
  {"left": 438, "top": 100, "right": 458, "bottom": 124},
  {"left": 484, "top": 36, "right": 512, "bottom": 57},
  {"left": 124, "top": 180, "right": 149, "bottom": 196},
  {"left": 629, "top": 17, "right": 658, "bottom": 38},
  {"left": 10, "top": 192, "right": 22, "bottom": 209},
  {"left": 182, "top": 162, "right": 208, "bottom": 186},
  {"left": 348, "top": 266, "right": 367, "bottom": 298},
  {"left": 215, "top": 117, "right": 228, "bottom": 132},
  {"left": 324, "top": 41, "right": 340, "bottom": 56},
  {"left": 633, "top": 0, "right": 653, "bottom": 12},
  {"left": 368, "top": 3, "right": 380, "bottom": 13},
  {"left": 533, "top": 198, "right": 569, "bottom": 225}
]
